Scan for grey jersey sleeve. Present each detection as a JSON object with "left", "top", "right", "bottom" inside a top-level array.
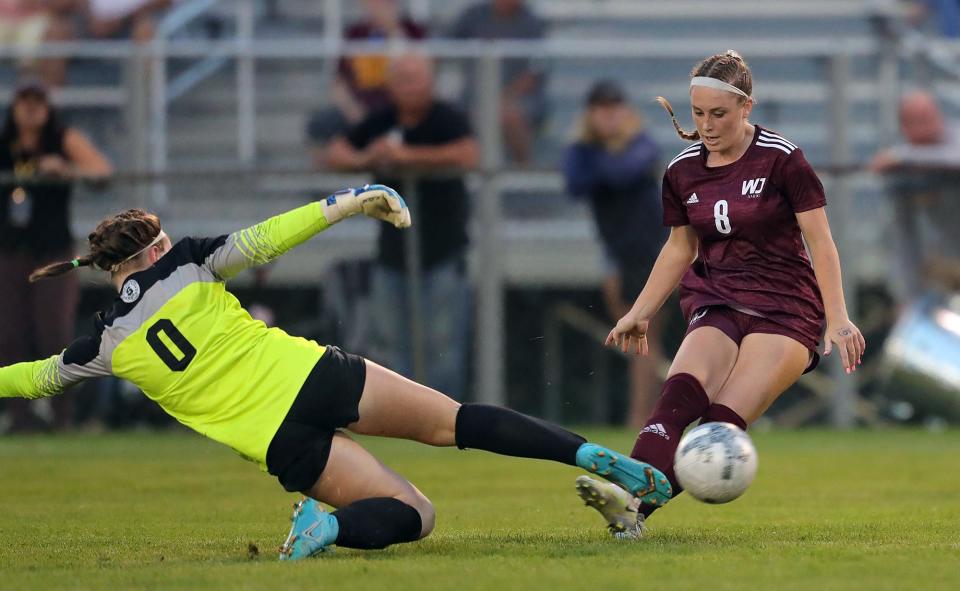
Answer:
[
  {"left": 0, "top": 335, "right": 110, "bottom": 400},
  {"left": 188, "top": 202, "right": 329, "bottom": 281},
  {"left": 59, "top": 335, "right": 112, "bottom": 386}
]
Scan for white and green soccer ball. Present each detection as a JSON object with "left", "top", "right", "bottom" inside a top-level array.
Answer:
[{"left": 673, "top": 422, "right": 758, "bottom": 504}]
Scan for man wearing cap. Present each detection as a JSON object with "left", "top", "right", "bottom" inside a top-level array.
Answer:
[{"left": 562, "top": 79, "right": 666, "bottom": 427}]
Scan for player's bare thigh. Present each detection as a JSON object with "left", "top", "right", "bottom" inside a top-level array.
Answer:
[
  {"left": 712, "top": 332, "right": 809, "bottom": 424},
  {"left": 307, "top": 432, "right": 435, "bottom": 538},
  {"left": 347, "top": 359, "right": 461, "bottom": 447},
  {"left": 668, "top": 326, "right": 741, "bottom": 398}
]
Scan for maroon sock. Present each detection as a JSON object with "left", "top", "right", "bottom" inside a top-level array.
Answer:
[
  {"left": 630, "top": 373, "right": 710, "bottom": 491},
  {"left": 641, "top": 404, "right": 750, "bottom": 518},
  {"left": 700, "top": 403, "right": 748, "bottom": 430}
]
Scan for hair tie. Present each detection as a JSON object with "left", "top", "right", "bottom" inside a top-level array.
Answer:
[{"left": 71, "top": 259, "right": 80, "bottom": 268}]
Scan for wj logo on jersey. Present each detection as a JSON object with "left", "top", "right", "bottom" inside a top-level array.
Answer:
[{"left": 741, "top": 177, "right": 766, "bottom": 198}]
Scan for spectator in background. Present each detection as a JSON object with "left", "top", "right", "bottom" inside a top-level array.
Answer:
[
  {"left": 0, "top": 1, "right": 80, "bottom": 87},
  {"left": 326, "top": 53, "right": 479, "bottom": 400},
  {"left": 308, "top": 0, "right": 427, "bottom": 168},
  {"left": 563, "top": 80, "right": 667, "bottom": 427},
  {"left": 904, "top": 0, "right": 960, "bottom": 37},
  {"left": 0, "top": 81, "right": 113, "bottom": 432},
  {"left": 88, "top": 0, "right": 173, "bottom": 42},
  {"left": 870, "top": 89, "right": 960, "bottom": 300},
  {"left": 450, "top": 0, "right": 547, "bottom": 166}
]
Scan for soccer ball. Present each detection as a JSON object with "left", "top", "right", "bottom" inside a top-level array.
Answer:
[{"left": 673, "top": 422, "right": 758, "bottom": 504}]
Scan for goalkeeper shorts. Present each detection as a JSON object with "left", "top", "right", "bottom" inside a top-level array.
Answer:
[{"left": 266, "top": 346, "right": 367, "bottom": 492}]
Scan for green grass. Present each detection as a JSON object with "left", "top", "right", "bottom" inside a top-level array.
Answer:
[{"left": 1, "top": 429, "right": 958, "bottom": 590}]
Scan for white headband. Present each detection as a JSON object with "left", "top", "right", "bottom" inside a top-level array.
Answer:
[
  {"left": 111, "top": 231, "right": 167, "bottom": 272},
  {"left": 690, "top": 76, "right": 753, "bottom": 102}
]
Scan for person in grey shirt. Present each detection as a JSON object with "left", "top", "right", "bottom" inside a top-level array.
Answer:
[
  {"left": 870, "top": 90, "right": 960, "bottom": 300},
  {"left": 450, "top": 0, "right": 548, "bottom": 165}
]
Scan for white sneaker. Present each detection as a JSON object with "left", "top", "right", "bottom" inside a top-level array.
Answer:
[{"left": 575, "top": 475, "right": 646, "bottom": 540}]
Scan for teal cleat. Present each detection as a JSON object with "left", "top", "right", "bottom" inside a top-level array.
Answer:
[
  {"left": 278, "top": 497, "right": 339, "bottom": 561},
  {"left": 575, "top": 443, "right": 673, "bottom": 507}
]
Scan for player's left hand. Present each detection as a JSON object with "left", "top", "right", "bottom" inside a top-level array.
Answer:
[{"left": 823, "top": 318, "right": 865, "bottom": 374}]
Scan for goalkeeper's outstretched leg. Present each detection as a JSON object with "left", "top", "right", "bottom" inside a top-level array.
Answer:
[{"left": 275, "top": 355, "right": 672, "bottom": 560}]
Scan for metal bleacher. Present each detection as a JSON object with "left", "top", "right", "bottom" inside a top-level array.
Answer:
[
  {"left": 49, "top": 0, "right": 899, "bottom": 286},
  {"left": 0, "top": 0, "right": 906, "bottom": 414},
  {"left": 163, "top": 0, "right": 887, "bottom": 170}
]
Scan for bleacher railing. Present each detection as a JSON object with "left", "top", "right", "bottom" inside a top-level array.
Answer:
[{"left": 0, "top": 2, "right": 913, "bottom": 426}]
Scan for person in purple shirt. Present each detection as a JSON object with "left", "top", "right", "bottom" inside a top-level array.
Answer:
[
  {"left": 563, "top": 80, "right": 667, "bottom": 428},
  {"left": 575, "top": 51, "right": 865, "bottom": 540}
]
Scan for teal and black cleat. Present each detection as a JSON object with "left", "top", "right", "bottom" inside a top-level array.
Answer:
[
  {"left": 575, "top": 443, "right": 673, "bottom": 507},
  {"left": 278, "top": 497, "right": 339, "bottom": 561}
]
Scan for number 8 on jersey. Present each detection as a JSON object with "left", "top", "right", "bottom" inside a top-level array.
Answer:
[{"left": 713, "top": 199, "right": 731, "bottom": 234}]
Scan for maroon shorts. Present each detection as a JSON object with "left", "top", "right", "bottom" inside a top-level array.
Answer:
[{"left": 685, "top": 305, "right": 820, "bottom": 374}]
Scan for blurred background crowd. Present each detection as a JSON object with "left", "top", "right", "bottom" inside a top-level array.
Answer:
[{"left": 2, "top": 0, "right": 960, "bottom": 433}]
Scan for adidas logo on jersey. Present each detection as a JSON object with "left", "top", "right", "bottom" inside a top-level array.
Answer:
[
  {"left": 686, "top": 193, "right": 699, "bottom": 205},
  {"left": 641, "top": 423, "right": 670, "bottom": 440},
  {"left": 689, "top": 309, "right": 709, "bottom": 325}
]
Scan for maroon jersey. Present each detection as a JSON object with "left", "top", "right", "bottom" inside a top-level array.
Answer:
[{"left": 661, "top": 125, "right": 826, "bottom": 350}]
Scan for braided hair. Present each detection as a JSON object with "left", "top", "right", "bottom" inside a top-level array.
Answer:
[
  {"left": 29, "top": 209, "right": 162, "bottom": 282},
  {"left": 657, "top": 50, "right": 753, "bottom": 142}
]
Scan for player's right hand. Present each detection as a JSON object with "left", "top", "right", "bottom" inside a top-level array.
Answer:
[
  {"left": 321, "top": 184, "right": 412, "bottom": 229},
  {"left": 605, "top": 313, "right": 651, "bottom": 356},
  {"left": 353, "top": 184, "right": 412, "bottom": 229}
]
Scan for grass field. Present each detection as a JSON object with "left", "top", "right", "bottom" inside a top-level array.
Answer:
[{"left": 1, "top": 428, "right": 958, "bottom": 590}]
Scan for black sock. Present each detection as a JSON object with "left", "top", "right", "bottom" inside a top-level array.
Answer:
[
  {"left": 332, "top": 497, "right": 423, "bottom": 550},
  {"left": 454, "top": 403, "right": 586, "bottom": 465}
]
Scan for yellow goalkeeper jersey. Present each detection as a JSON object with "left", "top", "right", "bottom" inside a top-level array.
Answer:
[{"left": 0, "top": 203, "right": 332, "bottom": 468}]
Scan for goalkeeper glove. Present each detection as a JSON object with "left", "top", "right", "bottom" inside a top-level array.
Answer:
[{"left": 320, "top": 184, "right": 412, "bottom": 229}]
